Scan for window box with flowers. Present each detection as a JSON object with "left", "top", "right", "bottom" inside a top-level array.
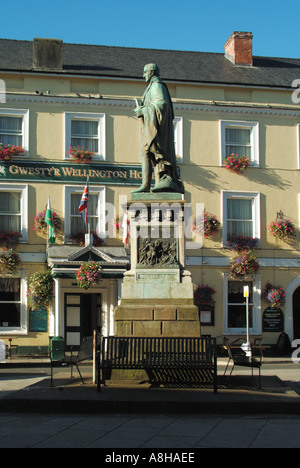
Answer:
[
  {"left": 67, "top": 146, "right": 95, "bottom": 164},
  {"left": 263, "top": 283, "right": 285, "bottom": 309},
  {"left": 0, "top": 231, "right": 22, "bottom": 247},
  {"left": 227, "top": 235, "right": 258, "bottom": 252},
  {"left": 224, "top": 154, "right": 251, "bottom": 174},
  {"left": 66, "top": 230, "right": 103, "bottom": 247},
  {"left": 34, "top": 210, "right": 62, "bottom": 238},
  {"left": 268, "top": 212, "right": 296, "bottom": 242},
  {"left": 27, "top": 269, "right": 54, "bottom": 310},
  {"left": 75, "top": 262, "right": 102, "bottom": 290},
  {"left": 192, "top": 211, "right": 221, "bottom": 240},
  {"left": 194, "top": 284, "right": 216, "bottom": 325},
  {"left": 0, "top": 249, "right": 21, "bottom": 274},
  {"left": 0, "top": 144, "right": 25, "bottom": 161},
  {"left": 230, "top": 250, "right": 260, "bottom": 280}
]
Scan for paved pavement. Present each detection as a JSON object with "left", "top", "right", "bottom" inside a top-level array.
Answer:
[
  {"left": 1, "top": 357, "right": 300, "bottom": 448},
  {"left": 1, "top": 412, "right": 300, "bottom": 448}
]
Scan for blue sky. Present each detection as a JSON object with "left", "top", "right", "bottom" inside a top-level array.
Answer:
[{"left": 1, "top": 0, "right": 299, "bottom": 58}]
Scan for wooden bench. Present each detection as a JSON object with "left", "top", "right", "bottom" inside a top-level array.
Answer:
[
  {"left": 97, "top": 336, "right": 218, "bottom": 393},
  {"left": 50, "top": 336, "right": 93, "bottom": 387}
]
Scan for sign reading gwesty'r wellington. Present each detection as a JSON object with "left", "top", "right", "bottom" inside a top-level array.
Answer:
[{"left": 0, "top": 161, "right": 144, "bottom": 185}]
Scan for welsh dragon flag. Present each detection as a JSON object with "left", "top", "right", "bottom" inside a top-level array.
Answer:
[{"left": 45, "top": 199, "right": 56, "bottom": 245}]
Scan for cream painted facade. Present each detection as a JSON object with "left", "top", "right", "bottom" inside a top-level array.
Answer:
[{"left": 1, "top": 38, "right": 300, "bottom": 354}]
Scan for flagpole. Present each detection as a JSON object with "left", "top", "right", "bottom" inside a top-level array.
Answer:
[
  {"left": 46, "top": 199, "right": 49, "bottom": 253},
  {"left": 87, "top": 177, "right": 90, "bottom": 236}
]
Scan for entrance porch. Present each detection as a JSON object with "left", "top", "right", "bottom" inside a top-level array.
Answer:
[{"left": 47, "top": 245, "right": 129, "bottom": 347}]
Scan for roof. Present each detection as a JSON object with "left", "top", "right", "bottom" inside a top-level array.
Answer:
[{"left": 1, "top": 38, "right": 300, "bottom": 89}]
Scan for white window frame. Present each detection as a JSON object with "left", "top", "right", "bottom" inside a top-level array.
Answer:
[
  {"left": 297, "top": 124, "right": 300, "bottom": 169},
  {"left": 223, "top": 273, "right": 262, "bottom": 336},
  {"left": 64, "top": 112, "right": 106, "bottom": 161},
  {"left": 220, "top": 120, "right": 259, "bottom": 167},
  {"left": 64, "top": 185, "right": 106, "bottom": 241},
  {"left": 222, "top": 191, "right": 261, "bottom": 247},
  {"left": 0, "top": 184, "right": 28, "bottom": 243},
  {"left": 0, "top": 272, "right": 28, "bottom": 335},
  {"left": 0, "top": 108, "right": 29, "bottom": 157},
  {"left": 174, "top": 116, "right": 183, "bottom": 164}
]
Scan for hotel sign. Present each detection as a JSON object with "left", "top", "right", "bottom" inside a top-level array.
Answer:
[{"left": 0, "top": 161, "right": 144, "bottom": 185}]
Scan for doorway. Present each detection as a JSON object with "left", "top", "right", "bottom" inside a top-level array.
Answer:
[
  {"left": 64, "top": 293, "right": 102, "bottom": 349},
  {"left": 293, "top": 286, "right": 300, "bottom": 340}
]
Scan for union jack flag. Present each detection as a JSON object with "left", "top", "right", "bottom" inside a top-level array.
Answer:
[{"left": 78, "top": 179, "right": 89, "bottom": 224}]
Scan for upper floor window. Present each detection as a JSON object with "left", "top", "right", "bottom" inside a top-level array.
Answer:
[
  {"left": 65, "top": 112, "right": 106, "bottom": 161},
  {"left": 0, "top": 184, "right": 28, "bottom": 242},
  {"left": 222, "top": 191, "right": 260, "bottom": 246},
  {"left": 64, "top": 185, "right": 106, "bottom": 241},
  {"left": 221, "top": 120, "right": 259, "bottom": 166},
  {"left": 0, "top": 109, "right": 29, "bottom": 155}
]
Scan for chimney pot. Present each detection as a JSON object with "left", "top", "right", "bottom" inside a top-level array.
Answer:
[
  {"left": 33, "top": 38, "right": 63, "bottom": 70},
  {"left": 225, "top": 31, "right": 253, "bottom": 66}
]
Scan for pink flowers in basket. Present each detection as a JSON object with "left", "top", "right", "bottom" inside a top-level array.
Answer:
[
  {"left": 263, "top": 283, "right": 285, "bottom": 309},
  {"left": 75, "top": 262, "right": 102, "bottom": 290},
  {"left": 192, "top": 211, "right": 221, "bottom": 240},
  {"left": 0, "top": 249, "right": 21, "bottom": 274},
  {"left": 0, "top": 144, "right": 25, "bottom": 161},
  {"left": 67, "top": 146, "right": 95, "bottom": 163},
  {"left": 230, "top": 250, "right": 260, "bottom": 279},
  {"left": 194, "top": 284, "right": 216, "bottom": 308},
  {"left": 268, "top": 218, "right": 296, "bottom": 242},
  {"left": 224, "top": 154, "right": 251, "bottom": 174},
  {"left": 27, "top": 269, "right": 54, "bottom": 309}
]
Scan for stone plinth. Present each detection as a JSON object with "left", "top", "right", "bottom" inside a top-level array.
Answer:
[{"left": 115, "top": 194, "right": 200, "bottom": 338}]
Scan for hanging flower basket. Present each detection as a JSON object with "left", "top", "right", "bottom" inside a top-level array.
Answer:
[
  {"left": 0, "top": 144, "right": 25, "bottom": 161},
  {"left": 263, "top": 283, "right": 285, "bottom": 309},
  {"left": 67, "top": 146, "right": 95, "bottom": 164},
  {"left": 0, "top": 231, "right": 22, "bottom": 247},
  {"left": 0, "top": 249, "right": 21, "bottom": 274},
  {"left": 34, "top": 210, "right": 62, "bottom": 238},
  {"left": 268, "top": 215, "right": 296, "bottom": 242},
  {"left": 66, "top": 230, "right": 103, "bottom": 247},
  {"left": 192, "top": 211, "right": 221, "bottom": 240},
  {"left": 27, "top": 269, "right": 54, "bottom": 309},
  {"left": 75, "top": 262, "right": 102, "bottom": 290},
  {"left": 227, "top": 235, "right": 258, "bottom": 252},
  {"left": 194, "top": 284, "right": 216, "bottom": 308},
  {"left": 230, "top": 250, "right": 259, "bottom": 279},
  {"left": 224, "top": 154, "right": 251, "bottom": 174}
]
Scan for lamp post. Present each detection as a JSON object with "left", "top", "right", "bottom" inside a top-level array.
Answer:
[{"left": 242, "top": 285, "right": 252, "bottom": 358}]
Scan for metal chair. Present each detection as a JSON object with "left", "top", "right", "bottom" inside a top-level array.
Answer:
[
  {"left": 50, "top": 336, "right": 93, "bottom": 387},
  {"left": 223, "top": 337, "right": 262, "bottom": 388}
]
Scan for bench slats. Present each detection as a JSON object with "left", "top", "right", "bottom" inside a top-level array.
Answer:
[{"left": 97, "top": 336, "right": 217, "bottom": 393}]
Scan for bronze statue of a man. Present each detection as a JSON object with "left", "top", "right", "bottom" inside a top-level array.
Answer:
[{"left": 132, "top": 63, "right": 184, "bottom": 194}]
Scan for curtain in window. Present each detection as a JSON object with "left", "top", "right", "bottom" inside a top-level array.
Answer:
[
  {"left": 227, "top": 198, "right": 253, "bottom": 238},
  {"left": 70, "top": 193, "right": 98, "bottom": 233},
  {"left": 0, "top": 192, "right": 21, "bottom": 232},
  {"left": 225, "top": 128, "right": 251, "bottom": 158},
  {"left": 0, "top": 116, "right": 22, "bottom": 146},
  {"left": 71, "top": 120, "right": 98, "bottom": 153},
  {"left": 0, "top": 278, "right": 20, "bottom": 293}
]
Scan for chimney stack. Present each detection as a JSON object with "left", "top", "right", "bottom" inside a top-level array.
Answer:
[
  {"left": 33, "top": 38, "right": 63, "bottom": 70},
  {"left": 224, "top": 31, "right": 253, "bottom": 66}
]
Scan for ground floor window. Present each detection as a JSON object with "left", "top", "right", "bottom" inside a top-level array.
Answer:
[
  {"left": 223, "top": 273, "right": 261, "bottom": 335},
  {"left": 0, "top": 275, "right": 27, "bottom": 334},
  {"left": 227, "top": 280, "right": 253, "bottom": 329}
]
